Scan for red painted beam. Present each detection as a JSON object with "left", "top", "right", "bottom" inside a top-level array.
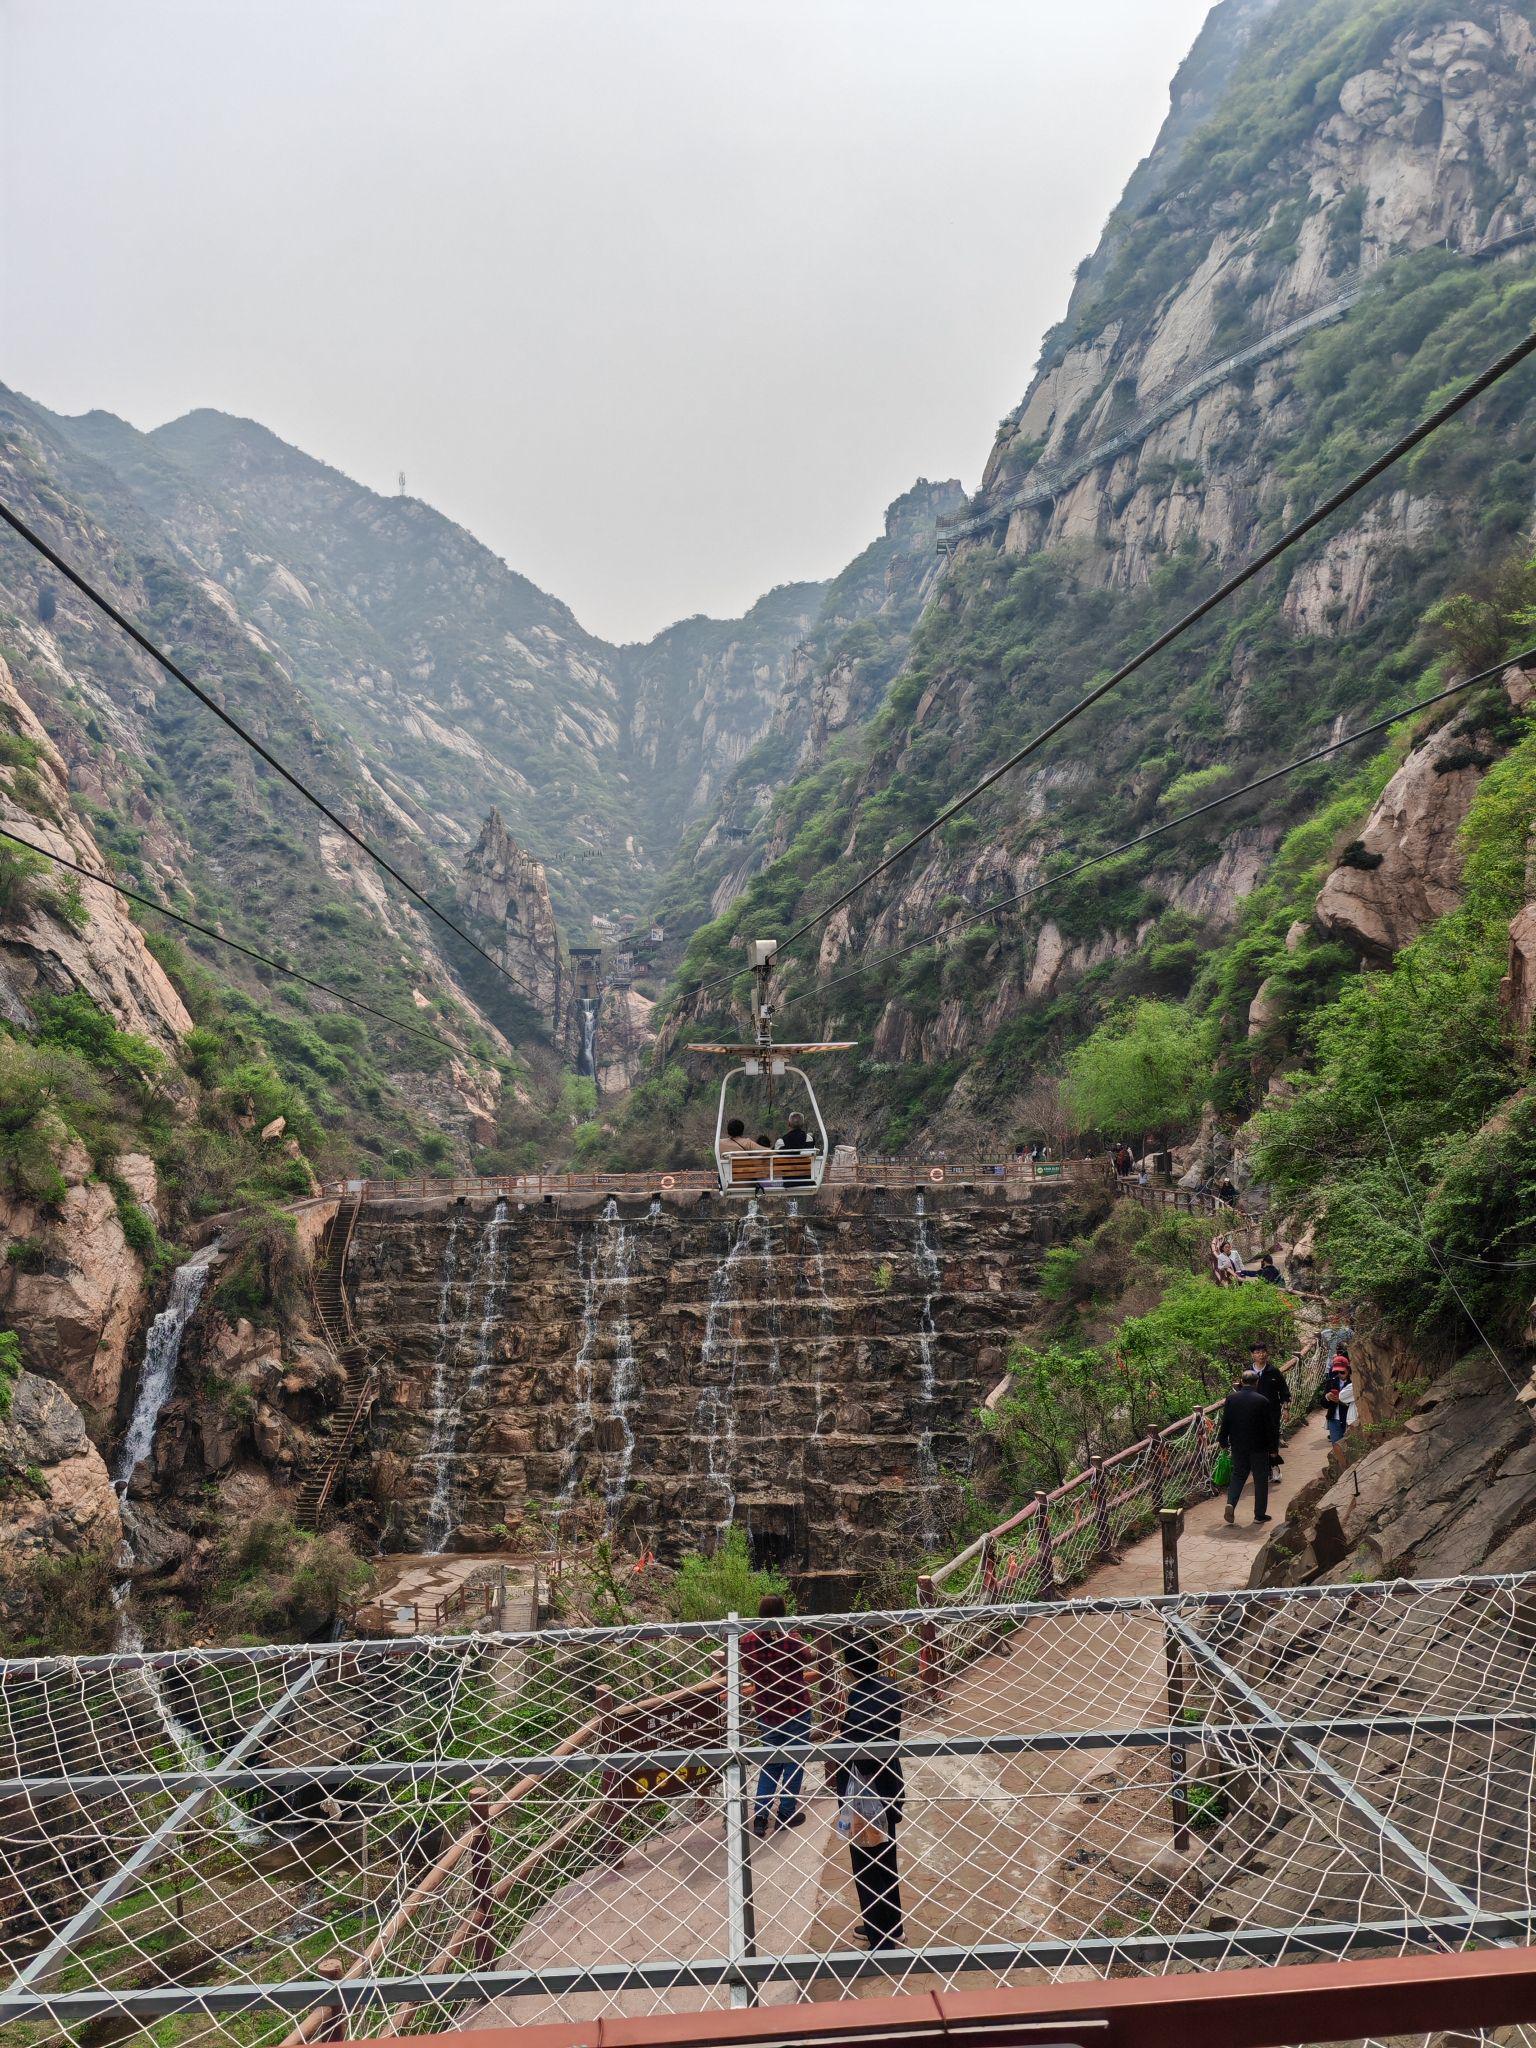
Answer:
[{"left": 367, "top": 1947, "right": 1536, "bottom": 2048}]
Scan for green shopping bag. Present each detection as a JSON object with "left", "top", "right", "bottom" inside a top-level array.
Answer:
[{"left": 1210, "top": 1448, "right": 1232, "bottom": 1489}]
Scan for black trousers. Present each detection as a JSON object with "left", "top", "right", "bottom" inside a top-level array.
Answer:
[
  {"left": 1226, "top": 1447, "right": 1270, "bottom": 1519},
  {"left": 849, "top": 1830, "right": 905, "bottom": 1949}
]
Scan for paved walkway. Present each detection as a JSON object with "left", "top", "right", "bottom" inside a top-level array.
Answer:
[
  {"left": 360, "top": 1553, "right": 537, "bottom": 1635},
  {"left": 1083, "top": 1410, "right": 1331, "bottom": 1596},
  {"left": 468, "top": 1415, "right": 1336, "bottom": 2027}
]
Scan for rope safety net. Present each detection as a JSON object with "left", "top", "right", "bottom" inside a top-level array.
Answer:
[{"left": 2, "top": 1576, "right": 1535, "bottom": 2046}]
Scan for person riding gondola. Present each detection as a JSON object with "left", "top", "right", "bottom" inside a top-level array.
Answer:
[{"left": 777, "top": 1110, "right": 821, "bottom": 1154}]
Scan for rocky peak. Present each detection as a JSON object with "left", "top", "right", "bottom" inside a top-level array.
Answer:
[
  {"left": 883, "top": 478, "right": 967, "bottom": 546},
  {"left": 460, "top": 809, "right": 567, "bottom": 1029}
]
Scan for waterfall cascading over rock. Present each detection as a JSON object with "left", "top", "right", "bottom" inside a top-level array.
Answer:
[
  {"left": 800, "top": 1217, "right": 835, "bottom": 1456},
  {"left": 349, "top": 1183, "right": 1050, "bottom": 1575},
  {"left": 577, "top": 999, "right": 597, "bottom": 1078},
  {"left": 110, "top": 1243, "right": 260, "bottom": 1839},
  {"left": 425, "top": 1198, "right": 509, "bottom": 1553},
  {"left": 115, "top": 1243, "right": 219, "bottom": 1490},
  {"left": 420, "top": 1210, "right": 467, "bottom": 1548},
  {"left": 697, "top": 1202, "right": 771, "bottom": 1539},
  {"left": 562, "top": 1200, "right": 641, "bottom": 1521},
  {"left": 911, "top": 1194, "right": 943, "bottom": 1544}
]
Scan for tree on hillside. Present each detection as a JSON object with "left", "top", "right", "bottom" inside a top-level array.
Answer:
[{"left": 1062, "top": 1000, "right": 1210, "bottom": 1140}]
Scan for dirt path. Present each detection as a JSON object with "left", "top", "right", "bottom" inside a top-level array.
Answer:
[{"left": 1079, "top": 1410, "right": 1331, "bottom": 1597}]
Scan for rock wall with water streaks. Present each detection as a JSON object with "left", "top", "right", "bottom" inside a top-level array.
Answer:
[{"left": 342, "top": 1183, "right": 1065, "bottom": 1583}]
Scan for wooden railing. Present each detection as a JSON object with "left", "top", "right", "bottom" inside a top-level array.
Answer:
[
  {"left": 928, "top": 1348, "right": 1305, "bottom": 1609},
  {"left": 282, "top": 1670, "right": 729, "bottom": 2045},
  {"left": 324, "top": 1158, "right": 1101, "bottom": 1203}
]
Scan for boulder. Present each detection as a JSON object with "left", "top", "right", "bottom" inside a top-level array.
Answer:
[
  {"left": 1315, "top": 718, "right": 1485, "bottom": 960},
  {"left": 0, "top": 1154, "right": 148, "bottom": 1429},
  {"left": 0, "top": 1371, "right": 122, "bottom": 1560}
]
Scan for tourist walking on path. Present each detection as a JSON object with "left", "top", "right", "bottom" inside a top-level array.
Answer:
[
  {"left": 1219, "top": 1366, "right": 1279, "bottom": 1526},
  {"left": 1321, "top": 1350, "right": 1355, "bottom": 1446},
  {"left": 1251, "top": 1341, "right": 1291, "bottom": 1472},
  {"left": 832, "top": 1635, "right": 907, "bottom": 1951},
  {"left": 740, "top": 1595, "right": 813, "bottom": 1834}
]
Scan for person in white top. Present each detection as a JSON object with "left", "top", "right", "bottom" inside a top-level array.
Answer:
[
  {"left": 1213, "top": 1239, "right": 1243, "bottom": 1285},
  {"left": 1337, "top": 1375, "right": 1358, "bottom": 1429}
]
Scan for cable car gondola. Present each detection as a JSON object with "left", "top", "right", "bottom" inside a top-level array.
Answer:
[{"left": 691, "top": 939, "right": 854, "bottom": 1197}]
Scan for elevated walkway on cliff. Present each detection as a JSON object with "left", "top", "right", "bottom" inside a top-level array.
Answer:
[{"left": 937, "top": 225, "right": 1536, "bottom": 555}]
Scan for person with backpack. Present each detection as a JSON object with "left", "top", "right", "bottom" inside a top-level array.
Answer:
[
  {"left": 740, "top": 1594, "right": 814, "bottom": 1834},
  {"left": 1219, "top": 1366, "right": 1279, "bottom": 1525},
  {"left": 831, "top": 1634, "right": 906, "bottom": 1950}
]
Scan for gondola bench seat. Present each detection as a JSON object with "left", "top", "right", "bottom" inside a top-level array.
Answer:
[{"left": 726, "top": 1150, "right": 817, "bottom": 1187}]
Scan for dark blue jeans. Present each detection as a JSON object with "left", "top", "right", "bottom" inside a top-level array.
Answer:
[
  {"left": 754, "top": 1711, "right": 811, "bottom": 1822},
  {"left": 1327, "top": 1408, "right": 1347, "bottom": 1445}
]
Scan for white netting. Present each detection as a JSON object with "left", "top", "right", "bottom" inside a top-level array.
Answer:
[{"left": 1, "top": 1577, "right": 1534, "bottom": 2047}]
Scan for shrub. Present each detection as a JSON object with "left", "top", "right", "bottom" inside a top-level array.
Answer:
[
  {"left": 35, "top": 990, "right": 164, "bottom": 1087},
  {"left": 0, "top": 1328, "right": 20, "bottom": 1415},
  {"left": 0, "top": 1550, "right": 119, "bottom": 1655},
  {"left": 0, "top": 840, "right": 52, "bottom": 921},
  {"left": 1063, "top": 1000, "right": 1211, "bottom": 1137},
  {"left": 667, "top": 1527, "right": 790, "bottom": 1622},
  {"left": 0, "top": 1038, "right": 107, "bottom": 1204},
  {"left": 214, "top": 1200, "right": 301, "bottom": 1325}
]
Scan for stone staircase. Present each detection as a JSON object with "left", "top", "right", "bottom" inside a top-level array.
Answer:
[{"left": 295, "top": 1193, "right": 380, "bottom": 1530}]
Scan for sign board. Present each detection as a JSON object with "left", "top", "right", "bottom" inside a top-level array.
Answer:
[{"left": 601, "top": 1684, "right": 725, "bottom": 1803}]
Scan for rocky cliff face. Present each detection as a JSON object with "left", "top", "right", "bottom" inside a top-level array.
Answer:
[
  {"left": 1260, "top": 1352, "right": 1536, "bottom": 1585},
  {"left": 341, "top": 1183, "right": 1061, "bottom": 1589},
  {"left": 459, "top": 809, "right": 567, "bottom": 1033},
  {"left": 0, "top": 1371, "right": 123, "bottom": 1571},
  {"left": 22, "top": 395, "right": 962, "bottom": 940},
  {"left": 670, "top": 0, "right": 1536, "bottom": 1151}
]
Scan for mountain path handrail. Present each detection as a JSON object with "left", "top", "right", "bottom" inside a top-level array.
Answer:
[{"left": 930, "top": 1347, "right": 1307, "bottom": 1603}]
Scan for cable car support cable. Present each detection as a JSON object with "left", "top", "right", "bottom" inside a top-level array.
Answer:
[
  {"left": 0, "top": 824, "right": 460, "bottom": 1054},
  {"left": 782, "top": 640, "right": 1536, "bottom": 1006},
  {"left": 0, "top": 499, "right": 543, "bottom": 1012},
  {"left": 675, "top": 319, "right": 1536, "bottom": 1007}
]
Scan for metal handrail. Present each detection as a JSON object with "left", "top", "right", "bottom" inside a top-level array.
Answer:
[{"left": 323, "top": 1158, "right": 1100, "bottom": 1203}]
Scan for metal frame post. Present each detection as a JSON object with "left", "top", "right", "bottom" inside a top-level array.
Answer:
[
  {"left": 723, "top": 1612, "right": 758, "bottom": 2007},
  {"left": 1034, "top": 1491, "right": 1057, "bottom": 1599},
  {"left": 1168, "top": 1610, "right": 1483, "bottom": 1920},
  {"left": 1159, "top": 1512, "right": 1189, "bottom": 1850}
]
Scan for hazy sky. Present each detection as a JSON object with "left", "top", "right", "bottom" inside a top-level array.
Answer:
[{"left": 1, "top": 0, "right": 1211, "bottom": 643}]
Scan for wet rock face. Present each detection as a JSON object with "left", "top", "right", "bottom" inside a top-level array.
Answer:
[
  {"left": 0, "top": 1370, "right": 122, "bottom": 1563},
  {"left": 344, "top": 1186, "right": 1061, "bottom": 1572}
]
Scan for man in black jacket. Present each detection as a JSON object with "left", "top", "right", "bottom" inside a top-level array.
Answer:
[
  {"left": 1251, "top": 1340, "right": 1291, "bottom": 1476},
  {"left": 1219, "top": 1366, "right": 1278, "bottom": 1526}
]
